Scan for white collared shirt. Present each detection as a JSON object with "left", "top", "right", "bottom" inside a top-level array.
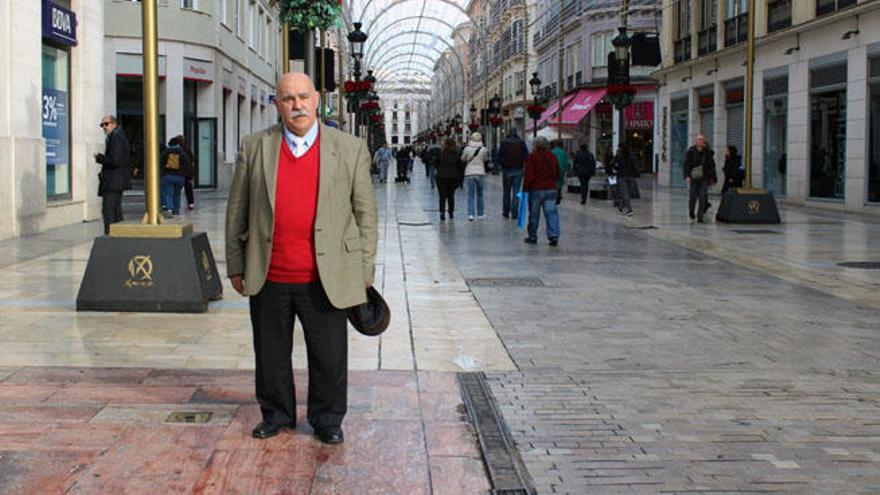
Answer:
[{"left": 283, "top": 120, "right": 319, "bottom": 158}]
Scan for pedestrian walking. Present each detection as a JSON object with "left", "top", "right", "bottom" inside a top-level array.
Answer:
[
  {"left": 423, "top": 142, "right": 441, "bottom": 189},
  {"left": 435, "top": 138, "right": 461, "bottom": 221},
  {"left": 94, "top": 115, "right": 132, "bottom": 234},
  {"left": 612, "top": 143, "right": 637, "bottom": 217},
  {"left": 498, "top": 130, "right": 529, "bottom": 219},
  {"left": 461, "top": 132, "right": 490, "bottom": 221},
  {"left": 721, "top": 145, "right": 743, "bottom": 195},
  {"left": 573, "top": 143, "right": 596, "bottom": 205},
  {"left": 523, "top": 136, "right": 560, "bottom": 246},
  {"left": 373, "top": 142, "right": 392, "bottom": 183},
  {"left": 172, "top": 136, "right": 196, "bottom": 211},
  {"left": 683, "top": 134, "right": 718, "bottom": 223},
  {"left": 551, "top": 141, "right": 570, "bottom": 205},
  {"left": 395, "top": 146, "right": 411, "bottom": 183},
  {"left": 225, "top": 73, "right": 379, "bottom": 445},
  {"left": 159, "top": 135, "right": 192, "bottom": 217}
]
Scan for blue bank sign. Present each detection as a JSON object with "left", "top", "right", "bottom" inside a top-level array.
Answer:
[{"left": 42, "top": 0, "right": 77, "bottom": 46}]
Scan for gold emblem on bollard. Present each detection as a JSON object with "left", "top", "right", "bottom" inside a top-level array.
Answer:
[
  {"left": 746, "top": 200, "right": 761, "bottom": 215},
  {"left": 200, "top": 251, "right": 213, "bottom": 280},
  {"left": 126, "top": 255, "right": 154, "bottom": 288}
]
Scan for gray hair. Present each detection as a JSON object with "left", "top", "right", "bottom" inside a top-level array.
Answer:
[{"left": 534, "top": 136, "right": 550, "bottom": 150}]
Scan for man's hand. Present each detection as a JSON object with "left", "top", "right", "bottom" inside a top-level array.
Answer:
[
  {"left": 230, "top": 275, "right": 245, "bottom": 296},
  {"left": 365, "top": 281, "right": 371, "bottom": 289},
  {"left": 686, "top": 176, "right": 691, "bottom": 183}
]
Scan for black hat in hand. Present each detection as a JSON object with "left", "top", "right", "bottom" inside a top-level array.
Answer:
[{"left": 348, "top": 286, "right": 390, "bottom": 336}]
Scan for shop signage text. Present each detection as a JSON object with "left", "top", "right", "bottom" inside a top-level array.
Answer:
[{"left": 42, "top": 0, "right": 77, "bottom": 46}]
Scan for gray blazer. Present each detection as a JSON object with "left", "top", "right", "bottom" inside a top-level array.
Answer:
[{"left": 225, "top": 123, "right": 378, "bottom": 309}]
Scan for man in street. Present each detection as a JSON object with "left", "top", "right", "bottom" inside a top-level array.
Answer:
[
  {"left": 94, "top": 115, "right": 131, "bottom": 234},
  {"left": 683, "top": 134, "right": 717, "bottom": 223},
  {"left": 373, "top": 142, "right": 392, "bottom": 183},
  {"left": 498, "top": 130, "right": 528, "bottom": 219},
  {"left": 523, "top": 136, "right": 560, "bottom": 246},
  {"left": 225, "top": 73, "right": 378, "bottom": 445},
  {"left": 573, "top": 143, "right": 596, "bottom": 205},
  {"left": 613, "top": 143, "right": 638, "bottom": 217}
]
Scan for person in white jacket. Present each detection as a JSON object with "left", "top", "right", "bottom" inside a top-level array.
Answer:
[{"left": 460, "top": 132, "right": 490, "bottom": 220}]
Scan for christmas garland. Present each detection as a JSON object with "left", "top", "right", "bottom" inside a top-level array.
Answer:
[{"left": 277, "top": 0, "right": 343, "bottom": 31}]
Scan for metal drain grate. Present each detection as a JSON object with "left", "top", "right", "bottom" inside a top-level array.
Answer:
[
  {"left": 165, "top": 411, "right": 213, "bottom": 423},
  {"left": 838, "top": 261, "right": 880, "bottom": 270},
  {"left": 733, "top": 229, "right": 781, "bottom": 235},
  {"left": 398, "top": 220, "right": 432, "bottom": 227},
  {"left": 467, "top": 277, "right": 545, "bottom": 288},
  {"left": 458, "top": 373, "right": 534, "bottom": 495}
]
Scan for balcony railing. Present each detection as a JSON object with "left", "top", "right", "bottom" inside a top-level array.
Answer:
[
  {"left": 768, "top": 0, "right": 792, "bottom": 32},
  {"left": 674, "top": 36, "right": 692, "bottom": 64},
  {"left": 724, "top": 13, "right": 748, "bottom": 48},
  {"left": 816, "top": 0, "right": 856, "bottom": 17},
  {"left": 698, "top": 26, "right": 717, "bottom": 56}
]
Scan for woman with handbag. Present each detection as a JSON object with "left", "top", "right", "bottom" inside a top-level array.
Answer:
[{"left": 460, "top": 132, "right": 490, "bottom": 221}]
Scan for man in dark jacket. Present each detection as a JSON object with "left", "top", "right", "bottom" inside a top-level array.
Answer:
[
  {"left": 498, "top": 130, "right": 529, "bottom": 219},
  {"left": 614, "top": 144, "right": 638, "bottom": 216},
  {"left": 424, "top": 143, "right": 441, "bottom": 189},
  {"left": 95, "top": 115, "right": 131, "bottom": 234},
  {"left": 683, "top": 134, "right": 717, "bottom": 223},
  {"left": 574, "top": 143, "right": 596, "bottom": 205}
]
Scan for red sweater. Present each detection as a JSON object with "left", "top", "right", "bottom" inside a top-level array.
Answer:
[
  {"left": 523, "top": 149, "right": 559, "bottom": 191},
  {"left": 266, "top": 135, "right": 320, "bottom": 284}
]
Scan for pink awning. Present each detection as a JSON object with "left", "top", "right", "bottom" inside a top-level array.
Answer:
[
  {"left": 552, "top": 88, "right": 607, "bottom": 127},
  {"left": 527, "top": 93, "right": 576, "bottom": 131}
]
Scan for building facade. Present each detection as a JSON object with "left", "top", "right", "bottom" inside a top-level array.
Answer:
[
  {"left": 531, "top": 0, "right": 661, "bottom": 171},
  {"left": 0, "top": 0, "right": 106, "bottom": 240},
  {"left": 382, "top": 96, "right": 421, "bottom": 151},
  {"left": 657, "top": 0, "right": 880, "bottom": 212},
  {"left": 104, "top": 0, "right": 280, "bottom": 193}
]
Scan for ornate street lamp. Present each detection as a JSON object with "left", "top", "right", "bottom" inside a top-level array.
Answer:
[
  {"left": 528, "top": 72, "right": 543, "bottom": 139},
  {"left": 347, "top": 23, "right": 368, "bottom": 137},
  {"left": 468, "top": 104, "right": 479, "bottom": 132},
  {"left": 610, "top": 26, "right": 632, "bottom": 150}
]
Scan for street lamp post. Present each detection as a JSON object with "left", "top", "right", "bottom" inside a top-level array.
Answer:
[
  {"left": 489, "top": 93, "right": 502, "bottom": 150},
  {"left": 529, "top": 72, "right": 542, "bottom": 140},
  {"left": 611, "top": 25, "right": 631, "bottom": 153},
  {"left": 347, "top": 22, "right": 367, "bottom": 137},
  {"left": 364, "top": 70, "right": 376, "bottom": 144}
]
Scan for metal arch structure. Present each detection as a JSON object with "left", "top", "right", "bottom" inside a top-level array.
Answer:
[
  {"left": 356, "top": 0, "right": 473, "bottom": 26},
  {"left": 371, "top": 46, "right": 465, "bottom": 88},
  {"left": 365, "top": 31, "right": 466, "bottom": 78},
  {"left": 370, "top": 45, "right": 445, "bottom": 74},
  {"left": 363, "top": 16, "right": 467, "bottom": 65},
  {"left": 379, "top": 60, "right": 456, "bottom": 105}
]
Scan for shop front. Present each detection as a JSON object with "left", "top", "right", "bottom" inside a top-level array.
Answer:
[
  {"left": 595, "top": 100, "right": 655, "bottom": 174},
  {"left": 41, "top": 0, "right": 77, "bottom": 201}
]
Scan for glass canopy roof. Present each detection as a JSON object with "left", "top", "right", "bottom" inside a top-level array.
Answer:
[{"left": 345, "top": 0, "right": 472, "bottom": 91}]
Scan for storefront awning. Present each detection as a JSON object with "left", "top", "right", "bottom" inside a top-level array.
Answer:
[
  {"left": 550, "top": 88, "right": 607, "bottom": 127},
  {"left": 527, "top": 93, "right": 576, "bottom": 131}
]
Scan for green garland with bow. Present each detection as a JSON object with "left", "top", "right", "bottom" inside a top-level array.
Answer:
[{"left": 277, "top": 0, "right": 343, "bottom": 31}]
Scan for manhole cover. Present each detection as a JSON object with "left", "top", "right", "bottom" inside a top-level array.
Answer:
[
  {"left": 733, "top": 229, "right": 781, "bottom": 235},
  {"left": 838, "top": 261, "right": 880, "bottom": 270},
  {"left": 467, "top": 277, "right": 545, "bottom": 288},
  {"left": 165, "top": 411, "right": 213, "bottom": 423}
]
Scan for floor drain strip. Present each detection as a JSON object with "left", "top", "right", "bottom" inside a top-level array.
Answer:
[{"left": 458, "top": 372, "right": 533, "bottom": 495}]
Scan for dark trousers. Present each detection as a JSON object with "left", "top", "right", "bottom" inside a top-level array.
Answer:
[
  {"left": 249, "top": 280, "right": 348, "bottom": 429},
  {"left": 502, "top": 168, "right": 523, "bottom": 217},
  {"left": 578, "top": 174, "right": 592, "bottom": 203},
  {"left": 619, "top": 177, "right": 636, "bottom": 212},
  {"left": 101, "top": 192, "right": 123, "bottom": 235},
  {"left": 689, "top": 180, "right": 710, "bottom": 219},
  {"left": 436, "top": 177, "right": 458, "bottom": 215},
  {"left": 184, "top": 179, "right": 195, "bottom": 206}
]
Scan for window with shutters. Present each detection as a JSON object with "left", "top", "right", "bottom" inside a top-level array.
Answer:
[{"left": 674, "top": 0, "right": 692, "bottom": 63}]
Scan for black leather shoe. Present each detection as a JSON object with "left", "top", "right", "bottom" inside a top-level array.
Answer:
[
  {"left": 251, "top": 421, "right": 292, "bottom": 439},
  {"left": 315, "top": 426, "right": 344, "bottom": 445},
  {"left": 549, "top": 237, "right": 558, "bottom": 246},
  {"left": 524, "top": 237, "right": 537, "bottom": 244}
]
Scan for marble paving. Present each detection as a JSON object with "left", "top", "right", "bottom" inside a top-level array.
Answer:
[{"left": 0, "top": 177, "right": 513, "bottom": 494}]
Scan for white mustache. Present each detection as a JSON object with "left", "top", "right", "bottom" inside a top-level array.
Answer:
[{"left": 289, "top": 110, "right": 309, "bottom": 119}]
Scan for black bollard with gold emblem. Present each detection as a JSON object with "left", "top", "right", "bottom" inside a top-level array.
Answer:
[
  {"left": 76, "top": 225, "right": 222, "bottom": 313},
  {"left": 76, "top": 0, "right": 220, "bottom": 313},
  {"left": 715, "top": 188, "right": 781, "bottom": 224}
]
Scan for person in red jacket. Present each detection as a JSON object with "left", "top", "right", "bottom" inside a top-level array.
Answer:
[{"left": 522, "top": 136, "right": 560, "bottom": 246}]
